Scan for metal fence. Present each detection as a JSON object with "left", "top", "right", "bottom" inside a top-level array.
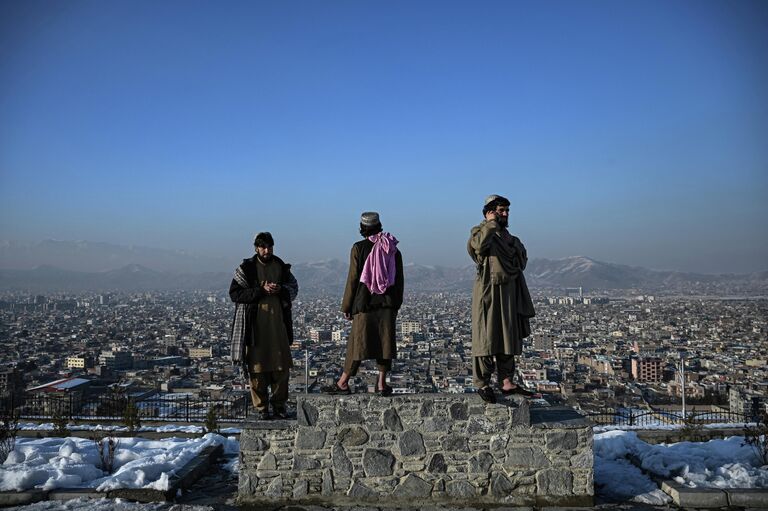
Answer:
[
  {"left": 585, "top": 407, "right": 754, "bottom": 426},
  {"left": 0, "top": 393, "right": 250, "bottom": 422}
]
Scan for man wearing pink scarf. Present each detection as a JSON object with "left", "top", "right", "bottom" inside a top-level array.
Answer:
[{"left": 323, "top": 212, "right": 404, "bottom": 396}]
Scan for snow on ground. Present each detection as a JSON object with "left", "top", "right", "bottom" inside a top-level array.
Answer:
[
  {"left": 0, "top": 434, "right": 238, "bottom": 492},
  {"left": 594, "top": 422, "right": 756, "bottom": 432},
  {"left": 6, "top": 498, "right": 214, "bottom": 510},
  {"left": 17, "top": 423, "right": 241, "bottom": 435},
  {"left": 594, "top": 430, "right": 768, "bottom": 498}
]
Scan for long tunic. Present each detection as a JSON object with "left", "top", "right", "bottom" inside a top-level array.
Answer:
[
  {"left": 341, "top": 239, "right": 404, "bottom": 362},
  {"left": 468, "top": 219, "right": 535, "bottom": 357},
  {"left": 246, "top": 257, "right": 292, "bottom": 372}
]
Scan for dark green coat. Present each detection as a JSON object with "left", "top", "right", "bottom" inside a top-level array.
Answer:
[{"left": 468, "top": 219, "right": 535, "bottom": 357}]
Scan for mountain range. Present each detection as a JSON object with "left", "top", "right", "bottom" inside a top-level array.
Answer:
[{"left": 1, "top": 240, "right": 766, "bottom": 293}]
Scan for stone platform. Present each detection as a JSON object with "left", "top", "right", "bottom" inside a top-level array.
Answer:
[{"left": 238, "top": 394, "right": 593, "bottom": 508}]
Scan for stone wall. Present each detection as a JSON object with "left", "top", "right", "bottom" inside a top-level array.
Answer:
[{"left": 239, "top": 394, "right": 593, "bottom": 507}]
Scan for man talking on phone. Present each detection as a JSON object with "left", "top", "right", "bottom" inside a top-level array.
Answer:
[{"left": 467, "top": 195, "right": 536, "bottom": 404}]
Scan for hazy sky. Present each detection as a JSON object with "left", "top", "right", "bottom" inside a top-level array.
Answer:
[{"left": 1, "top": 0, "right": 766, "bottom": 273}]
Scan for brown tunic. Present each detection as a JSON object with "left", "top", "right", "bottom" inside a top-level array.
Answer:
[
  {"left": 247, "top": 257, "right": 293, "bottom": 373},
  {"left": 341, "top": 239, "right": 404, "bottom": 362}
]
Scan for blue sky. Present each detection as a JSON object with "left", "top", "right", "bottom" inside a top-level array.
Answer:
[{"left": 1, "top": 0, "right": 766, "bottom": 273}]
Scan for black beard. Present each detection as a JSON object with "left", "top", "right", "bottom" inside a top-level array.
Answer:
[
  {"left": 257, "top": 254, "right": 272, "bottom": 263},
  {"left": 498, "top": 217, "right": 509, "bottom": 228}
]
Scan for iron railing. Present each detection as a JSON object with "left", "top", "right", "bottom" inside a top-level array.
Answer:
[
  {"left": 585, "top": 407, "right": 754, "bottom": 426},
  {"left": 0, "top": 393, "right": 250, "bottom": 422}
]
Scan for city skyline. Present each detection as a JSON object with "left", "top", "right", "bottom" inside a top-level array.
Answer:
[{"left": 2, "top": 1, "right": 767, "bottom": 274}]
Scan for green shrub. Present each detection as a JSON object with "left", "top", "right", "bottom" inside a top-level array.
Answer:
[
  {"left": 204, "top": 405, "right": 220, "bottom": 435},
  {"left": 0, "top": 409, "right": 20, "bottom": 463},
  {"left": 122, "top": 400, "right": 141, "bottom": 434}
]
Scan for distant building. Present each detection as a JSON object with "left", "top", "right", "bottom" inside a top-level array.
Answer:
[
  {"left": 565, "top": 287, "right": 583, "bottom": 299},
  {"left": 188, "top": 347, "right": 213, "bottom": 359},
  {"left": 66, "top": 355, "right": 92, "bottom": 369},
  {"left": 152, "top": 356, "right": 186, "bottom": 367},
  {"left": 27, "top": 376, "right": 93, "bottom": 414},
  {"left": 631, "top": 357, "right": 663, "bottom": 383},
  {"left": 405, "top": 332, "right": 425, "bottom": 343},
  {"left": 400, "top": 321, "right": 422, "bottom": 335},
  {"left": 310, "top": 328, "right": 331, "bottom": 342},
  {"left": 0, "top": 366, "right": 24, "bottom": 400},
  {"left": 729, "top": 387, "right": 767, "bottom": 420},
  {"left": 98, "top": 350, "right": 133, "bottom": 371},
  {"left": 533, "top": 333, "right": 557, "bottom": 351}
]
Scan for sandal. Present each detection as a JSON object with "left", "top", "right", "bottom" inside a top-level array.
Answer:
[
  {"left": 321, "top": 383, "right": 351, "bottom": 395},
  {"left": 376, "top": 384, "right": 393, "bottom": 397},
  {"left": 501, "top": 385, "right": 534, "bottom": 397}
]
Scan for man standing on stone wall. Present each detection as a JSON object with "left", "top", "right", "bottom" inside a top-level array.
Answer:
[
  {"left": 468, "top": 195, "right": 536, "bottom": 404},
  {"left": 230, "top": 232, "right": 298, "bottom": 419}
]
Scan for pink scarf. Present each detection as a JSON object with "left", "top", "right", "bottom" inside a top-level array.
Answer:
[{"left": 360, "top": 232, "right": 399, "bottom": 295}]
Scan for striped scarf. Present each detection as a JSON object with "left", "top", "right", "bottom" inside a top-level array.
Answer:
[{"left": 229, "top": 265, "right": 251, "bottom": 365}]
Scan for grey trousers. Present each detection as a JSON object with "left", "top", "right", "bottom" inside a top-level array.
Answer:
[{"left": 473, "top": 354, "right": 516, "bottom": 388}]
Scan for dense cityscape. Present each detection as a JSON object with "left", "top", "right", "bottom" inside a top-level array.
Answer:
[{"left": 1, "top": 287, "right": 766, "bottom": 422}]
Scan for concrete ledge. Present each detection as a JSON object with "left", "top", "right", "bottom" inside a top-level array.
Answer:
[
  {"left": 726, "top": 488, "right": 768, "bottom": 507},
  {"left": 0, "top": 489, "right": 47, "bottom": 507},
  {"left": 48, "top": 489, "right": 102, "bottom": 501},
  {"left": 660, "top": 480, "right": 729, "bottom": 508},
  {"left": 632, "top": 427, "right": 749, "bottom": 445},
  {"left": 0, "top": 443, "right": 223, "bottom": 505}
]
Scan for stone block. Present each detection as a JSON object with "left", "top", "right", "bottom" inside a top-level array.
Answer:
[
  {"left": 293, "top": 455, "right": 320, "bottom": 470},
  {"left": 399, "top": 430, "right": 426, "bottom": 456},
  {"left": 490, "top": 472, "right": 516, "bottom": 498},
  {"left": 362, "top": 448, "right": 395, "bottom": 476},
  {"left": 347, "top": 481, "right": 377, "bottom": 498},
  {"left": 422, "top": 418, "right": 443, "bottom": 432},
  {"left": 536, "top": 469, "right": 573, "bottom": 496},
  {"left": 296, "top": 428, "right": 326, "bottom": 450},
  {"left": 383, "top": 408, "right": 403, "bottom": 431},
  {"left": 239, "top": 471, "right": 258, "bottom": 494},
  {"left": 546, "top": 430, "right": 579, "bottom": 451},
  {"left": 264, "top": 475, "right": 283, "bottom": 498},
  {"left": 511, "top": 399, "right": 531, "bottom": 426},
  {"left": 321, "top": 468, "right": 333, "bottom": 495},
  {"left": 338, "top": 408, "right": 365, "bottom": 424},
  {"left": 292, "top": 479, "right": 308, "bottom": 498},
  {"left": 490, "top": 433, "right": 509, "bottom": 452},
  {"left": 446, "top": 479, "right": 477, "bottom": 498},
  {"left": 505, "top": 446, "right": 550, "bottom": 469},
  {"left": 392, "top": 473, "right": 433, "bottom": 498},
  {"left": 466, "top": 415, "right": 495, "bottom": 434},
  {"left": 468, "top": 451, "right": 494, "bottom": 473},
  {"left": 569, "top": 449, "right": 592, "bottom": 468},
  {"left": 240, "top": 432, "right": 269, "bottom": 452},
  {"left": 450, "top": 402, "right": 469, "bottom": 420},
  {"left": 332, "top": 444, "right": 353, "bottom": 477},
  {"left": 427, "top": 452, "right": 447, "bottom": 473},
  {"left": 257, "top": 452, "right": 277, "bottom": 471},
  {"left": 420, "top": 400, "right": 434, "bottom": 417},
  {"left": 337, "top": 426, "right": 369, "bottom": 446},
  {"left": 442, "top": 433, "right": 469, "bottom": 452}
]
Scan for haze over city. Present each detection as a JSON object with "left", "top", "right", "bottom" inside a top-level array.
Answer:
[{"left": 1, "top": 1, "right": 767, "bottom": 274}]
